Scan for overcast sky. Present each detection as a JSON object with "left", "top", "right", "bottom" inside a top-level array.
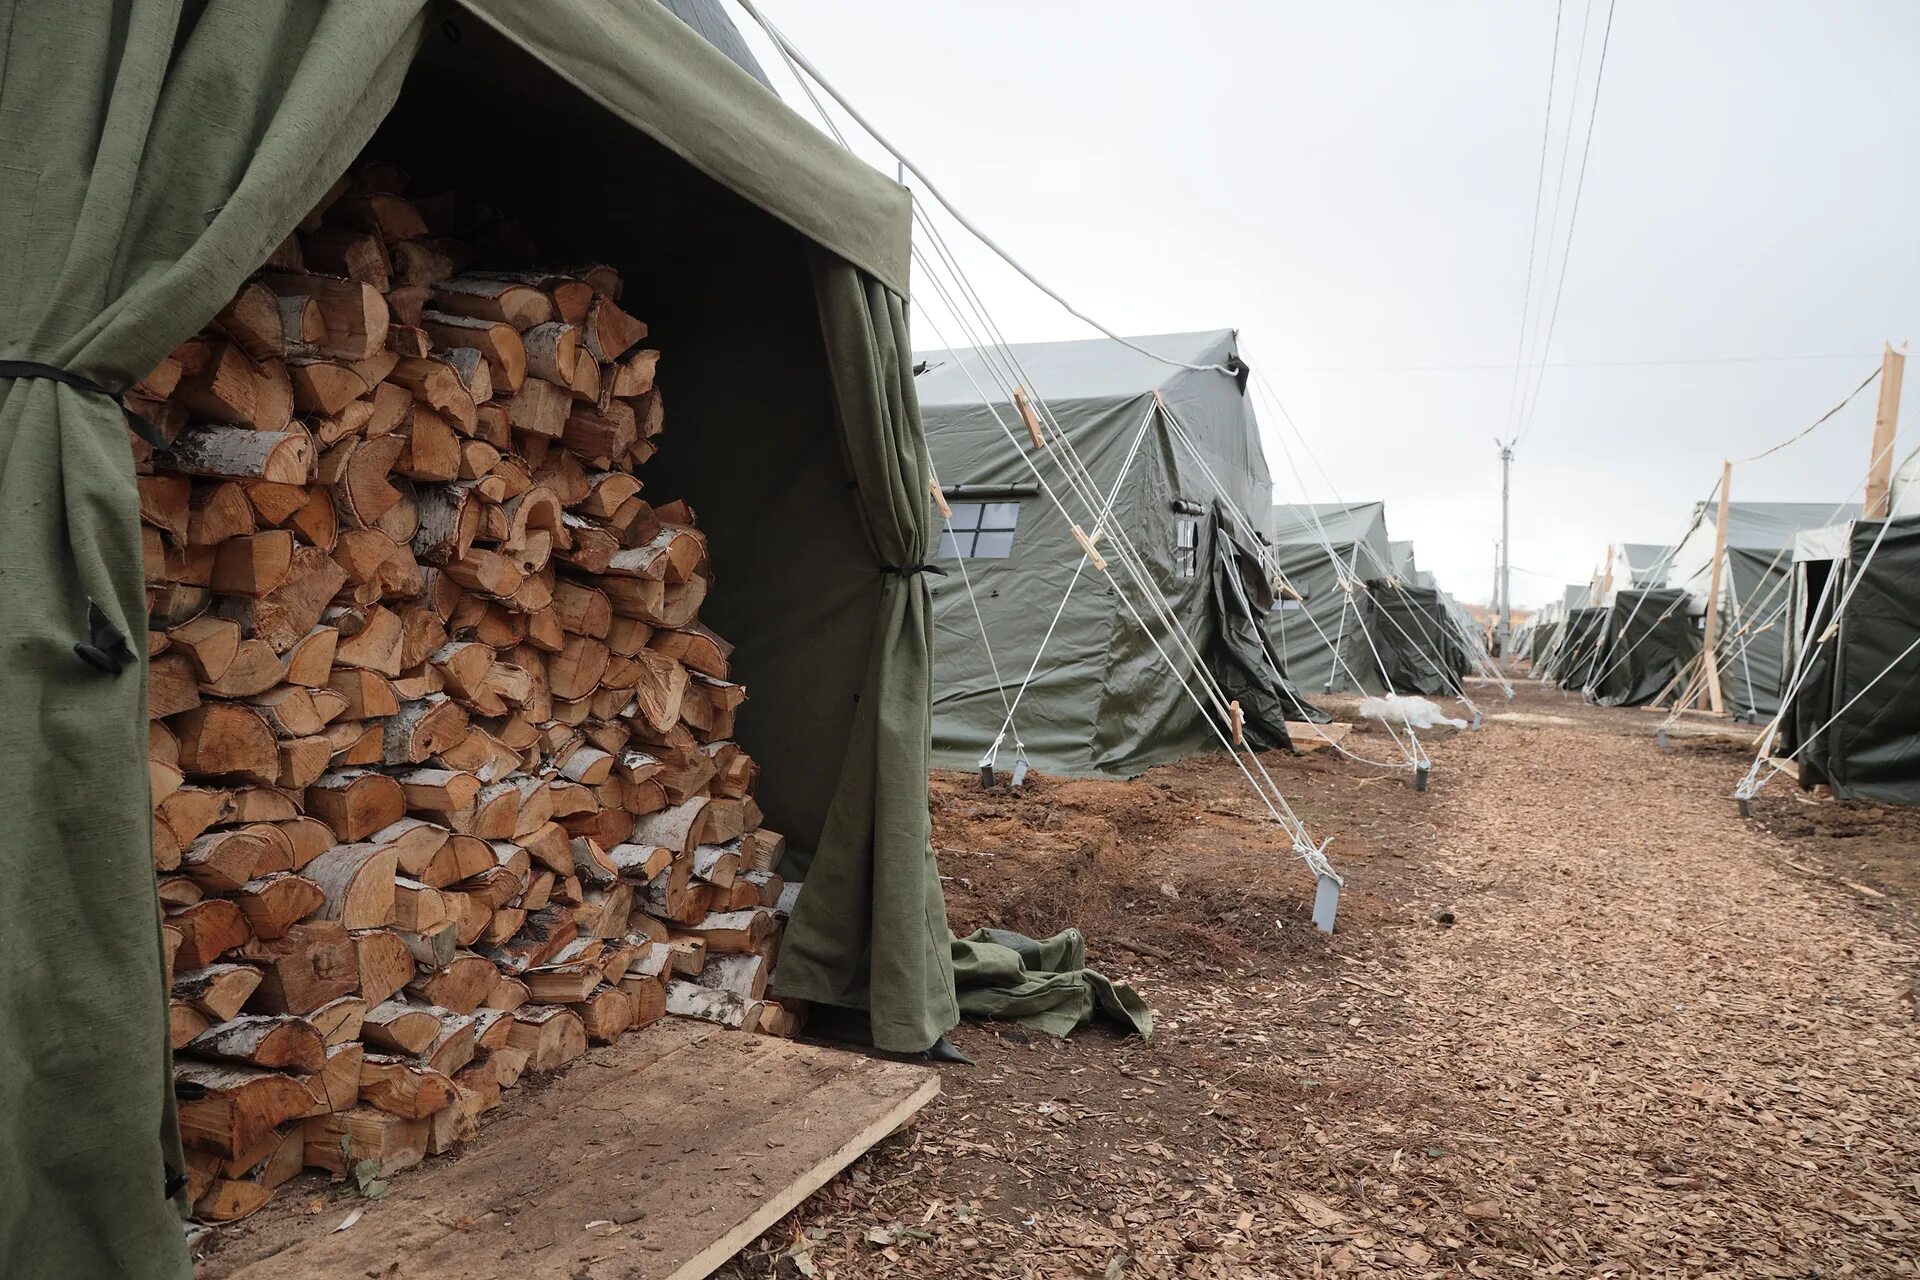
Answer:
[{"left": 733, "top": 1, "right": 1920, "bottom": 609}]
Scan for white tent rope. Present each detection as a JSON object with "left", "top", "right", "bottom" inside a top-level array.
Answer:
[{"left": 732, "top": 0, "right": 1239, "bottom": 379}]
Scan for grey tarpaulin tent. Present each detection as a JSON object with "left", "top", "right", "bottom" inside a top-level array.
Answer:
[
  {"left": 1669, "top": 500, "right": 1859, "bottom": 720},
  {"left": 917, "top": 331, "right": 1319, "bottom": 776},
  {"left": 1, "top": 5, "right": 958, "bottom": 1273},
  {"left": 1267, "top": 501, "right": 1393, "bottom": 694},
  {"left": 1590, "top": 588, "right": 1701, "bottom": 706},
  {"left": 1367, "top": 581, "right": 1471, "bottom": 695},
  {"left": 1783, "top": 516, "right": 1920, "bottom": 804}
]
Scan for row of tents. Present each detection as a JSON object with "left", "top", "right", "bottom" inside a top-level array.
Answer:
[
  {"left": 1523, "top": 463, "right": 1920, "bottom": 804},
  {"left": 917, "top": 332, "right": 1494, "bottom": 778}
]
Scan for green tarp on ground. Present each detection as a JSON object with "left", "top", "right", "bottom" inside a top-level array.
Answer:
[
  {"left": 918, "top": 331, "right": 1316, "bottom": 776},
  {"left": 1, "top": 4, "right": 956, "bottom": 1273},
  {"left": 1785, "top": 516, "right": 1920, "bottom": 804}
]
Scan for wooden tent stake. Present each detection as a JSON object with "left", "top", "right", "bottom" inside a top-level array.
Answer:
[
  {"left": 1228, "top": 700, "right": 1244, "bottom": 746},
  {"left": 928, "top": 477, "right": 951, "bottom": 519},
  {"left": 1699, "top": 460, "right": 1733, "bottom": 715},
  {"left": 1013, "top": 387, "right": 1044, "bottom": 449},
  {"left": 1070, "top": 523, "right": 1107, "bottom": 572},
  {"left": 1865, "top": 341, "right": 1906, "bottom": 519}
]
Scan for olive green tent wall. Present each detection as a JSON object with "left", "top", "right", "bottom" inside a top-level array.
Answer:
[
  {"left": 1591, "top": 588, "right": 1700, "bottom": 707},
  {"left": 1786, "top": 517, "right": 1920, "bottom": 804},
  {"left": 0, "top": 5, "right": 953, "bottom": 1274},
  {"left": 1267, "top": 501, "right": 1392, "bottom": 695},
  {"left": 1366, "top": 582, "right": 1470, "bottom": 696},
  {"left": 917, "top": 331, "right": 1287, "bottom": 776}
]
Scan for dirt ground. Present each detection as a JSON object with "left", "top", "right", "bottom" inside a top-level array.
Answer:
[{"left": 709, "top": 679, "right": 1920, "bottom": 1279}]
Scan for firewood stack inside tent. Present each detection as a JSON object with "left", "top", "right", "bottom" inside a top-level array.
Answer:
[{"left": 133, "top": 161, "right": 808, "bottom": 1223}]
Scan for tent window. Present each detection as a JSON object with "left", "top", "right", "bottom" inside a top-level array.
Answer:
[
  {"left": 939, "top": 501, "right": 1020, "bottom": 559},
  {"left": 1174, "top": 517, "right": 1198, "bottom": 578}
]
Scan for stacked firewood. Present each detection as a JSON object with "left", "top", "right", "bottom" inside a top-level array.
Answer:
[{"left": 131, "top": 164, "right": 802, "bottom": 1223}]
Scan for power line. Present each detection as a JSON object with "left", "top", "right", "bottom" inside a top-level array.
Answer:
[
  {"left": 1499, "top": 0, "right": 1565, "bottom": 445},
  {"left": 1277, "top": 351, "right": 1880, "bottom": 373},
  {"left": 1514, "top": 0, "right": 1619, "bottom": 447}
]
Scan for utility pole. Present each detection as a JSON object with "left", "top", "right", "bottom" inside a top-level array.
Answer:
[{"left": 1495, "top": 439, "right": 1514, "bottom": 658}]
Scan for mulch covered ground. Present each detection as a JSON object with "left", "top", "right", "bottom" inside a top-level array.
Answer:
[{"left": 716, "top": 681, "right": 1920, "bottom": 1279}]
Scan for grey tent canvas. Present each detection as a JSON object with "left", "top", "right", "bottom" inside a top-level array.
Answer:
[
  {"left": 917, "top": 331, "right": 1316, "bottom": 776},
  {"left": 1267, "top": 501, "right": 1394, "bottom": 694}
]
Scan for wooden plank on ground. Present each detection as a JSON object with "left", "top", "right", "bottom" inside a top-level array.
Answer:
[
  {"left": 207, "top": 1020, "right": 939, "bottom": 1280},
  {"left": 1288, "top": 721, "right": 1352, "bottom": 753}
]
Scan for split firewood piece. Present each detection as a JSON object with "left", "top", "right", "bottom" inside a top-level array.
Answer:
[
  {"left": 219, "top": 546, "right": 348, "bottom": 655},
  {"left": 303, "top": 1107, "right": 428, "bottom": 1178},
  {"left": 209, "top": 529, "right": 294, "bottom": 596},
  {"left": 173, "top": 964, "right": 265, "bottom": 1023},
  {"left": 237, "top": 920, "right": 361, "bottom": 1016},
  {"left": 648, "top": 622, "right": 732, "bottom": 680},
  {"left": 405, "top": 952, "right": 495, "bottom": 1016},
  {"left": 562, "top": 399, "right": 636, "bottom": 464},
  {"left": 358, "top": 1055, "right": 457, "bottom": 1120},
  {"left": 247, "top": 685, "right": 345, "bottom": 739},
  {"left": 432, "top": 276, "right": 555, "bottom": 329},
  {"left": 139, "top": 474, "right": 192, "bottom": 541},
  {"left": 697, "top": 950, "right": 769, "bottom": 1002},
  {"left": 171, "top": 1002, "right": 212, "bottom": 1050},
  {"left": 231, "top": 873, "right": 326, "bottom": 941},
  {"left": 172, "top": 339, "right": 262, "bottom": 425},
  {"left": 521, "top": 321, "right": 580, "bottom": 387},
  {"left": 360, "top": 1000, "right": 442, "bottom": 1057},
  {"left": 579, "top": 293, "right": 646, "bottom": 363},
  {"left": 522, "top": 959, "right": 602, "bottom": 1005},
  {"left": 389, "top": 355, "right": 478, "bottom": 432},
  {"left": 328, "top": 604, "right": 406, "bottom": 676},
  {"left": 306, "top": 769, "right": 405, "bottom": 841},
  {"left": 505, "top": 1005, "right": 588, "bottom": 1072},
  {"left": 295, "top": 1041, "right": 364, "bottom": 1118},
  {"left": 351, "top": 929, "right": 416, "bottom": 1008},
  {"left": 392, "top": 237, "right": 468, "bottom": 289},
  {"left": 305, "top": 842, "right": 399, "bottom": 929},
  {"left": 422, "top": 310, "right": 526, "bottom": 392},
  {"left": 277, "top": 816, "right": 337, "bottom": 871},
  {"left": 333, "top": 528, "right": 424, "bottom": 601},
  {"left": 172, "top": 702, "right": 279, "bottom": 786},
  {"left": 213, "top": 283, "right": 289, "bottom": 362},
  {"left": 197, "top": 639, "right": 286, "bottom": 700},
  {"left": 163, "top": 426, "right": 314, "bottom": 484},
  {"left": 167, "top": 899, "right": 252, "bottom": 971},
  {"left": 609, "top": 348, "right": 660, "bottom": 398},
  {"left": 392, "top": 876, "right": 452, "bottom": 936},
  {"left": 630, "top": 797, "right": 707, "bottom": 859},
  {"left": 368, "top": 816, "right": 452, "bottom": 880},
  {"left": 396, "top": 405, "right": 462, "bottom": 482},
  {"left": 155, "top": 785, "right": 233, "bottom": 850},
  {"left": 259, "top": 272, "right": 390, "bottom": 361},
  {"left": 186, "top": 481, "right": 259, "bottom": 546},
  {"left": 320, "top": 433, "right": 407, "bottom": 529},
  {"left": 689, "top": 842, "right": 739, "bottom": 889},
  {"left": 283, "top": 625, "right": 341, "bottom": 687},
  {"left": 628, "top": 649, "right": 689, "bottom": 734},
  {"left": 383, "top": 694, "right": 469, "bottom": 766},
  {"left": 178, "top": 826, "right": 269, "bottom": 896},
  {"left": 664, "top": 979, "right": 761, "bottom": 1031},
  {"left": 419, "top": 1011, "right": 479, "bottom": 1077},
  {"left": 411, "top": 483, "right": 481, "bottom": 567},
  {"left": 331, "top": 190, "right": 429, "bottom": 244},
  {"left": 175, "top": 1062, "right": 316, "bottom": 1158},
  {"left": 307, "top": 995, "right": 368, "bottom": 1047},
  {"left": 301, "top": 229, "right": 392, "bottom": 292},
  {"left": 167, "top": 616, "right": 241, "bottom": 683},
  {"left": 184, "top": 1013, "right": 326, "bottom": 1074},
  {"left": 149, "top": 653, "right": 204, "bottom": 719},
  {"left": 568, "top": 984, "right": 635, "bottom": 1044},
  {"left": 676, "top": 909, "right": 774, "bottom": 956}
]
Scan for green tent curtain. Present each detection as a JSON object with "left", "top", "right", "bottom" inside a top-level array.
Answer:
[
  {"left": 777, "top": 256, "right": 959, "bottom": 1052},
  {"left": 2, "top": 6, "right": 425, "bottom": 1276},
  {"left": 3, "top": 2, "right": 951, "bottom": 1273}
]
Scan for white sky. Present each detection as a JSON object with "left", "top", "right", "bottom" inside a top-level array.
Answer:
[{"left": 732, "top": 1, "right": 1920, "bottom": 608}]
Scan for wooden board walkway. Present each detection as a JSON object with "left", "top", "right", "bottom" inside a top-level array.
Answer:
[{"left": 202, "top": 1020, "right": 939, "bottom": 1280}]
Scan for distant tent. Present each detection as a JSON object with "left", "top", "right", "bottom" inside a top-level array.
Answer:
[
  {"left": 1267, "top": 501, "right": 1393, "bottom": 694},
  {"left": 1621, "top": 543, "right": 1674, "bottom": 587},
  {"left": 917, "top": 331, "right": 1320, "bottom": 776},
  {"left": 1781, "top": 515, "right": 1920, "bottom": 803},
  {"left": 1390, "top": 540, "right": 1419, "bottom": 582},
  {"left": 1367, "top": 581, "right": 1471, "bottom": 695},
  {"left": 1590, "top": 588, "right": 1701, "bottom": 706},
  {"left": 1544, "top": 606, "right": 1608, "bottom": 686},
  {"left": 1668, "top": 501, "right": 1859, "bottom": 720}
]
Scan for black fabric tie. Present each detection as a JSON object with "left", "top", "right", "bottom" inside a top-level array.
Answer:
[
  {"left": 881, "top": 563, "right": 948, "bottom": 578},
  {"left": 0, "top": 359, "right": 168, "bottom": 448}
]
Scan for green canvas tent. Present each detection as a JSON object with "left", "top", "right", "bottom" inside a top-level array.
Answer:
[
  {"left": 1782, "top": 515, "right": 1920, "bottom": 803},
  {"left": 917, "top": 331, "right": 1319, "bottom": 776},
  {"left": 1588, "top": 588, "right": 1701, "bottom": 706},
  {"left": 1267, "top": 501, "right": 1394, "bottom": 694},
  {"left": 1, "top": 5, "right": 959, "bottom": 1273},
  {"left": 1365, "top": 581, "right": 1471, "bottom": 696},
  {"left": 1669, "top": 500, "right": 1858, "bottom": 721}
]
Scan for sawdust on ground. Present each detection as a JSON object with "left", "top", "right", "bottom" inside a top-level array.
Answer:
[{"left": 718, "top": 680, "right": 1920, "bottom": 1279}]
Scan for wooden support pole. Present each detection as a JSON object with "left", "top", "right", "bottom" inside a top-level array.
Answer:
[
  {"left": 1698, "top": 460, "right": 1733, "bottom": 715},
  {"left": 1865, "top": 341, "right": 1906, "bottom": 519},
  {"left": 1599, "top": 543, "right": 1615, "bottom": 601}
]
